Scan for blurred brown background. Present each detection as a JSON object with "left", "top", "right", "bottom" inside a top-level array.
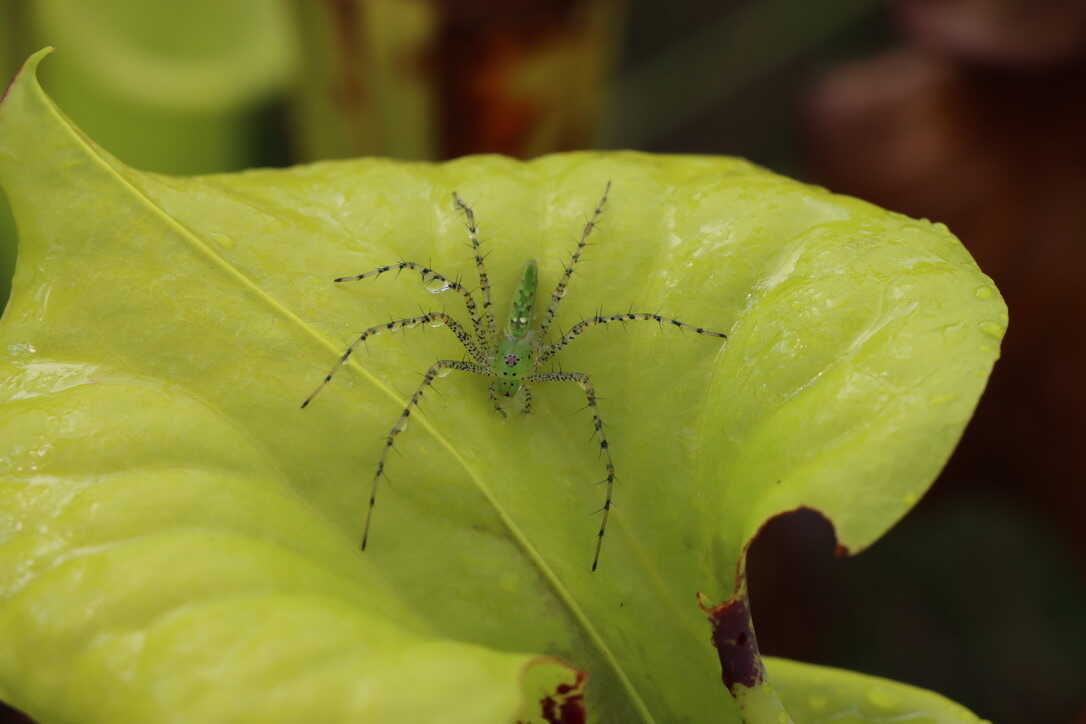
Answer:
[{"left": 1, "top": 1, "right": 1084, "bottom": 722}]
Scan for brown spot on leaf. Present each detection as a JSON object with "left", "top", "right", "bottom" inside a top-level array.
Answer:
[
  {"left": 539, "top": 670, "right": 586, "bottom": 724},
  {"left": 702, "top": 505, "right": 848, "bottom": 697},
  {"left": 699, "top": 591, "right": 764, "bottom": 693}
]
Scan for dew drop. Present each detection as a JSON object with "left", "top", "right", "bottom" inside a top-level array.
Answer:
[
  {"left": 425, "top": 278, "right": 451, "bottom": 294},
  {"left": 436, "top": 367, "right": 453, "bottom": 378}
]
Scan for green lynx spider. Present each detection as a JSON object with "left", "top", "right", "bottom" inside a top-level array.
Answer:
[{"left": 302, "top": 182, "right": 727, "bottom": 571}]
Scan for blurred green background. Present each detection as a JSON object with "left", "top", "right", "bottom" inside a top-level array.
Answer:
[{"left": 1, "top": 1, "right": 1083, "bottom": 723}]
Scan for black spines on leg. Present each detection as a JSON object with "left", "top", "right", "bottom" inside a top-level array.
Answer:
[
  {"left": 488, "top": 380, "right": 507, "bottom": 418},
  {"left": 300, "top": 311, "right": 487, "bottom": 409},
  {"left": 333, "top": 260, "right": 487, "bottom": 352},
  {"left": 361, "top": 359, "right": 495, "bottom": 551},
  {"left": 525, "top": 370, "right": 614, "bottom": 572},
  {"left": 538, "top": 181, "right": 612, "bottom": 339},
  {"left": 452, "top": 192, "right": 497, "bottom": 348},
  {"left": 538, "top": 311, "right": 727, "bottom": 364}
]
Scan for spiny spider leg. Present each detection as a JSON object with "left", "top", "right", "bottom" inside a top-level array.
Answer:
[
  {"left": 364, "top": 359, "right": 495, "bottom": 550},
  {"left": 452, "top": 192, "right": 497, "bottom": 349},
  {"left": 301, "top": 312, "right": 485, "bottom": 409},
  {"left": 538, "top": 180, "right": 612, "bottom": 339},
  {"left": 539, "top": 312, "right": 727, "bottom": 365},
  {"left": 334, "top": 262, "right": 483, "bottom": 346},
  {"left": 525, "top": 371, "right": 613, "bottom": 572},
  {"left": 488, "top": 380, "right": 507, "bottom": 418},
  {"left": 520, "top": 385, "right": 533, "bottom": 415}
]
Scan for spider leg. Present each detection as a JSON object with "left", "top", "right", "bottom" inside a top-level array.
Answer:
[
  {"left": 334, "top": 261, "right": 486, "bottom": 353},
  {"left": 538, "top": 312, "right": 727, "bottom": 365},
  {"left": 301, "top": 312, "right": 485, "bottom": 409},
  {"left": 364, "top": 359, "right": 495, "bottom": 550},
  {"left": 452, "top": 192, "right": 497, "bottom": 348},
  {"left": 519, "top": 384, "right": 533, "bottom": 415},
  {"left": 488, "top": 380, "right": 507, "bottom": 418},
  {"left": 538, "top": 181, "right": 611, "bottom": 339},
  {"left": 525, "top": 370, "right": 613, "bottom": 572}
]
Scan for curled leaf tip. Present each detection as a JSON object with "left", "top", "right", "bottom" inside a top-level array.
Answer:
[{"left": 1, "top": 47, "right": 53, "bottom": 107}]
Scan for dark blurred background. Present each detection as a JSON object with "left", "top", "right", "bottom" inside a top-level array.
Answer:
[{"left": 1, "top": 1, "right": 1084, "bottom": 722}]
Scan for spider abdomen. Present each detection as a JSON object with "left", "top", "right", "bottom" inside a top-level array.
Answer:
[{"left": 505, "top": 259, "right": 538, "bottom": 339}]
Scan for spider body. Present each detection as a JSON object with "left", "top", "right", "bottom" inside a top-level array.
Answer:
[
  {"left": 493, "top": 259, "right": 537, "bottom": 398},
  {"left": 302, "top": 183, "right": 727, "bottom": 570}
]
